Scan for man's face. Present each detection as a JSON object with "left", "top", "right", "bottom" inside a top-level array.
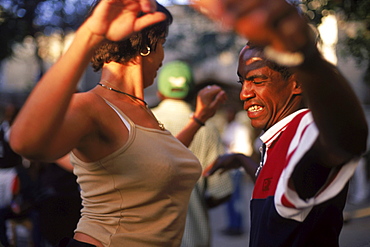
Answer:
[{"left": 237, "top": 47, "right": 300, "bottom": 130}]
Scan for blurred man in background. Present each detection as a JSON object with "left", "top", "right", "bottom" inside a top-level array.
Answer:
[{"left": 152, "top": 60, "right": 233, "bottom": 247}]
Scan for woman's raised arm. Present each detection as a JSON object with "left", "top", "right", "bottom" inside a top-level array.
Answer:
[{"left": 10, "top": 0, "right": 166, "bottom": 161}]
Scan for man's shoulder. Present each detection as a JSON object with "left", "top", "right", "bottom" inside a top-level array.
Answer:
[{"left": 284, "top": 109, "right": 313, "bottom": 136}]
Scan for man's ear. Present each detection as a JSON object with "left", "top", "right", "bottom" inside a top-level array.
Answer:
[{"left": 290, "top": 75, "right": 302, "bottom": 95}]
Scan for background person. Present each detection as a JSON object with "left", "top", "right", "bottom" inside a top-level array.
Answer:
[
  {"left": 220, "top": 106, "right": 255, "bottom": 236},
  {"left": 32, "top": 155, "right": 81, "bottom": 246},
  {"left": 152, "top": 60, "right": 233, "bottom": 247},
  {"left": 0, "top": 104, "right": 37, "bottom": 247}
]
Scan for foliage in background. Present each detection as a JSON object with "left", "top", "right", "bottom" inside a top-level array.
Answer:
[
  {"left": 164, "top": 5, "right": 244, "bottom": 66},
  {"left": 0, "top": 6, "right": 20, "bottom": 60},
  {"left": 0, "top": 0, "right": 92, "bottom": 61},
  {"left": 299, "top": 0, "right": 370, "bottom": 84},
  {"left": 0, "top": 0, "right": 369, "bottom": 84}
]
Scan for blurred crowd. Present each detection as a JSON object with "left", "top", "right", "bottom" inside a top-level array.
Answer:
[{"left": 0, "top": 103, "right": 81, "bottom": 247}]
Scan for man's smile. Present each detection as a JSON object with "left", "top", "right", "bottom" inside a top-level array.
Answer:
[{"left": 248, "top": 105, "right": 264, "bottom": 113}]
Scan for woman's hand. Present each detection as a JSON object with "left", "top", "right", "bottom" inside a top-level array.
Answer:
[
  {"left": 84, "top": 0, "right": 167, "bottom": 42},
  {"left": 193, "top": 85, "right": 227, "bottom": 123},
  {"left": 191, "top": 0, "right": 314, "bottom": 54}
]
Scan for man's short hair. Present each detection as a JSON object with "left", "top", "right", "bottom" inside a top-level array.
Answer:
[{"left": 245, "top": 41, "right": 293, "bottom": 80}]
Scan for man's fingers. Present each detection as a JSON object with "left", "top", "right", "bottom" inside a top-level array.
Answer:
[
  {"left": 193, "top": 0, "right": 312, "bottom": 53},
  {"left": 203, "top": 161, "right": 217, "bottom": 177}
]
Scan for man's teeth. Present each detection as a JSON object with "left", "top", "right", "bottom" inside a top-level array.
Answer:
[{"left": 248, "top": 105, "right": 263, "bottom": 112}]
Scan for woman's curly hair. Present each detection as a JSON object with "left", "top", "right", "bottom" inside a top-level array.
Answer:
[{"left": 89, "top": 1, "right": 173, "bottom": 72}]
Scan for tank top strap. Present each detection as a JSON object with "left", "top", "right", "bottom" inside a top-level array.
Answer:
[{"left": 102, "top": 99, "right": 132, "bottom": 132}]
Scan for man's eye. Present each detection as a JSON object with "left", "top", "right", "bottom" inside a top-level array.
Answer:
[
  {"left": 252, "top": 78, "right": 264, "bottom": 84},
  {"left": 251, "top": 78, "right": 267, "bottom": 84}
]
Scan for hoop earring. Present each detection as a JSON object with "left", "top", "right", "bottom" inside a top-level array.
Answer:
[{"left": 140, "top": 46, "right": 151, "bottom": 56}]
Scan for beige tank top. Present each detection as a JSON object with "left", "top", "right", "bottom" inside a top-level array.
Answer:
[{"left": 71, "top": 100, "right": 201, "bottom": 247}]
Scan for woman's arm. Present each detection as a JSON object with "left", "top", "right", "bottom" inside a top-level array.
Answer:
[
  {"left": 55, "top": 154, "right": 74, "bottom": 172},
  {"left": 10, "top": 0, "right": 166, "bottom": 161}
]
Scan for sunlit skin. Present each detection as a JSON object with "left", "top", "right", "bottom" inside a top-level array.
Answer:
[
  {"left": 238, "top": 46, "right": 303, "bottom": 131},
  {"left": 142, "top": 39, "right": 165, "bottom": 88}
]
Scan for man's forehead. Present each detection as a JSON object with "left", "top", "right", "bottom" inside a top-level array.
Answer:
[
  {"left": 239, "top": 47, "right": 273, "bottom": 72},
  {"left": 245, "top": 57, "right": 263, "bottom": 66},
  {"left": 240, "top": 46, "right": 265, "bottom": 61},
  {"left": 239, "top": 56, "right": 268, "bottom": 72}
]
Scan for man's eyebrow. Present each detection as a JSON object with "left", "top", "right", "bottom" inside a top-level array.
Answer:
[{"left": 246, "top": 74, "right": 268, "bottom": 80}]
